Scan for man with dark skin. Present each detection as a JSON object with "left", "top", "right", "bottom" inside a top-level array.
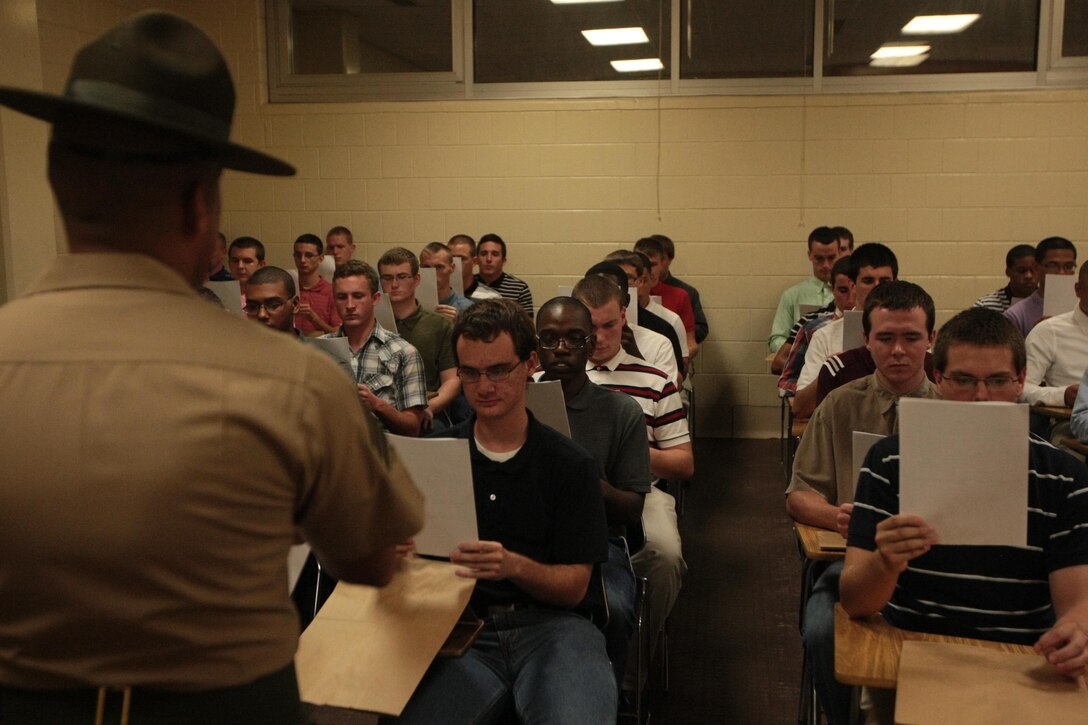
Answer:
[{"left": 244, "top": 266, "right": 298, "bottom": 334}]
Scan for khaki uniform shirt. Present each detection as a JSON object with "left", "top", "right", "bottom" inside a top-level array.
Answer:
[
  {"left": 786, "top": 373, "right": 939, "bottom": 506},
  {"left": 0, "top": 254, "right": 423, "bottom": 690}
]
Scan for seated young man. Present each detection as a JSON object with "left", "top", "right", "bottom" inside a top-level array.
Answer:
[
  {"left": 651, "top": 233, "right": 709, "bottom": 344},
  {"left": 634, "top": 236, "right": 698, "bottom": 360},
  {"left": 420, "top": 241, "right": 473, "bottom": 320},
  {"left": 1004, "top": 236, "right": 1078, "bottom": 337},
  {"left": 974, "top": 243, "right": 1037, "bottom": 311},
  {"left": 243, "top": 266, "right": 299, "bottom": 336},
  {"left": 767, "top": 226, "right": 840, "bottom": 355},
  {"left": 841, "top": 307, "right": 1088, "bottom": 718},
  {"left": 227, "top": 236, "right": 267, "bottom": 307},
  {"left": 292, "top": 233, "right": 340, "bottom": 336},
  {"left": 475, "top": 233, "right": 534, "bottom": 317},
  {"left": 398, "top": 299, "right": 615, "bottom": 723}
]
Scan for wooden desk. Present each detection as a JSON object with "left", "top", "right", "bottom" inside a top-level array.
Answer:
[
  {"left": 790, "top": 417, "right": 808, "bottom": 438},
  {"left": 1032, "top": 404, "right": 1072, "bottom": 420},
  {"left": 834, "top": 604, "right": 1034, "bottom": 689},
  {"left": 1059, "top": 436, "right": 1088, "bottom": 457},
  {"left": 794, "top": 522, "right": 846, "bottom": 562}
]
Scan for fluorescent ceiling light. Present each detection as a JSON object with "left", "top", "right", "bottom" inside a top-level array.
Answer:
[
  {"left": 902, "top": 14, "right": 980, "bottom": 35},
  {"left": 870, "top": 54, "right": 929, "bottom": 68},
  {"left": 582, "top": 27, "right": 649, "bottom": 46},
  {"left": 870, "top": 44, "right": 931, "bottom": 60},
  {"left": 551, "top": 0, "right": 622, "bottom": 4},
  {"left": 610, "top": 58, "right": 664, "bottom": 72}
]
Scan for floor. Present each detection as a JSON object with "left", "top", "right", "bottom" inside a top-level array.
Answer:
[{"left": 305, "top": 438, "right": 804, "bottom": 724}]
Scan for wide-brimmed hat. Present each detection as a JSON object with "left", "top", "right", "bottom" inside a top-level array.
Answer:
[{"left": 0, "top": 10, "right": 293, "bottom": 176}]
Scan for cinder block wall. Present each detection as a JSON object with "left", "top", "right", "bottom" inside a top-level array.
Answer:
[{"left": 24, "top": 0, "right": 1088, "bottom": 437}]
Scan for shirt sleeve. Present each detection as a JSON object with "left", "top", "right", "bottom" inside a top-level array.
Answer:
[
  {"left": 768, "top": 284, "right": 799, "bottom": 352},
  {"left": 609, "top": 396, "right": 653, "bottom": 494},
  {"left": 785, "top": 402, "right": 837, "bottom": 501},
  {"left": 394, "top": 344, "right": 430, "bottom": 411},
  {"left": 1021, "top": 323, "right": 1066, "bottom": 407},
  {"left": 1070, "top": 374, "right": 1088, "bottom": 441},
  {"left": 649, "top": 379, "right": 691, "bottom": 449},
  {"left": 797, "top": 324, "right": 832, "bottom": 391}
]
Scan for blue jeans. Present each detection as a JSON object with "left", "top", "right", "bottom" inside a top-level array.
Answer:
[
  {"left": 397, "top": 608, "right": 617, "bottom": 724},
  {"left": 603, "top": 540, "right": 637, "bottom": 686},
  {"left": 803, "top": 560, "right": 851, "bottom": 725}
]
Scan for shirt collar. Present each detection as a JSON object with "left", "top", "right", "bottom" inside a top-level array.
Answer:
[
  {"left": 587, "top": 348, "right": 630, "bottom": 372},
  {"left": 868, "top": 372, "right": 935, "bottom": 415}
]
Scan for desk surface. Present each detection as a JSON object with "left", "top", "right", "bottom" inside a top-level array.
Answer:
[
  {"left": 794, "top": 522, "right": 846, "bottom": 561},
  {"left": 790, "top": 417, "right": 808, "bottom": 438},
  {"left": 1032, "top": 404, "right": 1072, "bottom": 420},
  {"left": 1059, "top": 436, "right": 1088, "bottom": 456},
  {"left": 834, "top": 604, "right": 1034, "bottom": 689}
]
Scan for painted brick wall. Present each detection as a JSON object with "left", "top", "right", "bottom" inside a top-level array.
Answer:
[{"left": 29, "top": 0, "right": 1088, "bottom": 437}]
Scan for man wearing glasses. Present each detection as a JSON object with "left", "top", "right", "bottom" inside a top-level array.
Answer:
[
  {"left": 1004, "top": 236, "right": 1078, "bottom": 337},
  {"left": 243, "top": 266, "right": 300, "bottom": 335},
  {"left": 379, "top": 247, "right": 461, "bottom": 430},
  {"left": 572, "top": 274, "right": 692, "bottom": 692},
  {"left": 841, "top": 308, "right": 1088, "bottom": 720},
  {"left": 400, "top": 299, "right": 615, "bottom": 723}
]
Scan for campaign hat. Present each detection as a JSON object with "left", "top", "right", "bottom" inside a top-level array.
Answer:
[{"left": 0, "top": 10, "right": 293, "bottom": 176}]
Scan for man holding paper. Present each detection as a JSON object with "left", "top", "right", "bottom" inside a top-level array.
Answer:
[
  {"left": 841, "top": 308, "right": 1088, "bottom": 687},
  {"left": 420, "top": 241, "right": 473, "bottom": 320},
  {"left": 399, "top": 299, "right": 615, "bottom": 723},
  {"left": 1004, "top": 236, "right": 1078, "bottom": 337}
]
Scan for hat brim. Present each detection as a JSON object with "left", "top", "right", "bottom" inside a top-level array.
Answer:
[{"left": 0, "top": 86, "right": 295, "bottom": 177}]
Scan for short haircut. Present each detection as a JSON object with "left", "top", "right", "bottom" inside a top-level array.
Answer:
[
  {"left": 247, "top": 265, "right": 296, "bottom": 297},
  {"left": 1035, "top": 236, "right": 1077, "bottom": 263},
  {"left": 294, "top": 233, "right": 323, "bottom": 254},
  {"left": 478, "top": 233, "right": 507, "bottom": 258},
  {"left": 573, "top": 273, "right": 625, "bottom": 309},
  {"left": 537, "top": 296, "right": 593, "bottom": 330},
  {"left": 849, "top": 243, "right": 898, "bottom": 281},
  {"left": 584, "top": 262, "right": 630, "bottom": 307},
  {"left": 933, "top": 308, "right": 1026, "bottom": 373},
  {"left": 830, "top": 256, "right": 853, "bottom": 282},
  {"left": 604, "top": 249, "right": 644, "bottom": 275},
  {"left": 1005, "top": 243, "right": 1035, "bottom": 268},
  {"left": 333, "top": 259, "right": 379, "bottom": 295},
  {"left": 831, "top": 226, "right": 854, "bottom": 250},
  {"left": 377, "top": 246, "right": 419, "bottom": 275},
  {"left": 650, "top": 234, "right": 675, "bottom": 259},
  {"left": 807, "top": 226, "right": 838, "bottom": 250},
  {"left": 633, "top": 236, "right": 665, "bottom": 258},
  {"left": 420, "top": 241, "right": 451, "bottom": 263},
  {"left": 453, "top": 298, "right": 536, "bottom": 363},
  {"left": 229, "top": 236, "right": 265, "bottom": 261},
  {"left": 447, "top": 234, "right": 476, "bottom": 254},
  {"left": 862, "top": 280, "right": 935, "bottom": 335},
  {"left": 326, "top": 225, "right": 353, "bottom": 243}
]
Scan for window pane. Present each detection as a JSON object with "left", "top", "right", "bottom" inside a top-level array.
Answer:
[
  {"left": 289, "top": 0, "right": 452, "bottom": 75},
  {"left": 1063, "top": 0, "right": 1088, "bottom": 57},
  {"left": 473, "top": 0, "right": 670, "bottom": 83},
  {"left": 681, "top": 0, "right": 813, "bottom": 79},
  {"left": 824, "top": 1, "right": 1038, "bottom": 77}
]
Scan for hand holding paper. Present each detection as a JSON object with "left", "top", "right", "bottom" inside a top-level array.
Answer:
[{"left": 874, "top": 514, "right": 937, "bottom": 573}]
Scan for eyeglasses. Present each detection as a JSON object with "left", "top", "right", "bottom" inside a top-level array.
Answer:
[
  {"left": 1041, "top": 261, "right": 1077, "bottom": 273},
  {"left": 457, "top": 361, "right": 524, "bottom": 383},
  {"left": 380, "top": 273, "right": 415, "bottom": 283},
  {"left": 942, "top": 374, "right": 1018, "bottom": 392},
  {"left": 243, "top": 299, "right": 288, "bottom": 314},
  {"left": 537, "top": 332, "right": 592, "bottom": 350}
]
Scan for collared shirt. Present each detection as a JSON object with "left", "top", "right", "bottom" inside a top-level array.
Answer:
[
  {"left": 974, "top": 284, "right": 1021, "bottom": 312},
  {"left": 778, "top": 310, "right": 837, "bottom": 396},
  {"left": 1003, "top": 289, "right": 1045, "bottom": 337},
  {"left": 637, "top": 305, "right": 684, "bottom": 372},
  {"left": 440, "top": 288, "right": 474, "bottom": 316},
  {"left": 295, "top": 276, "right": 341, "bottom": 334},
  {"left": 815, "top": 347, "right": 936, "bottom": 408},
  {"left": 649, "top": 282, "right": 695, "bottom": 332},
  {"left": 0, "top": 253, "right": 423, "bottom": 690},
  {"left": 476, "top": 272, "right": 533, "bottom": 317},
  {"left": 632, "top": 325, "right": 679, "bottom": 387},
  {"left": 323, "top": 321, "right": 428, "bottom": 412},
  {"left": 647, "top": 299, "right": 689, "bottom": 357},
  {"left": 769, "top": 276, "right": 834, "bottom": 352},
  {"left": 1021, "top": 307, "right": 1088, "bottom": 406},
  {"left": 797, "top": 314, "right": 845, "bottom": 391},
  {"left": 586, "top": 349, "right": 690, "bottom": 451},
  {"left": 786, "top": 373, "right": 940, "bottom": 506},
  {"left": 395, "top": 302, "right": 456, "bottom": 392}
]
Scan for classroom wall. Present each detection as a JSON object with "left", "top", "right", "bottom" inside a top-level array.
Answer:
[{"left": 6, "top": 0, "right": 1088, "bottom": 436}]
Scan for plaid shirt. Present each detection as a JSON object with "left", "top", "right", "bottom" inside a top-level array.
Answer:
[{"left": 323, "top": 322, "right": 428, "bottom": 412}]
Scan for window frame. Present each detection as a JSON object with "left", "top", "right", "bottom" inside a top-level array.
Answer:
[{"left": 265, "top": 0, "right": 1088, "bottom": 103}]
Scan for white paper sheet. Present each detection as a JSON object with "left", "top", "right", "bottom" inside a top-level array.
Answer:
[
  {"left": 374, "top": 293, "right": 398, "bottom": 333},
  {"left": 899, "top": 398, "right": 1029, "bottom": 547},
  {"left": 417, "top": 267, "right": 439, "bottom": 312},
  {"left": 1042, "top": 273, "right": 1078, "bottom": 317},
  {"left": 288, "top": 543, "right": 311, "bottom": 592},
  {"left": 318, "top": 256, "right": 335, "bottom": 283},
  {"left": 205, "top": 280, "right": 243, "bottom": 315},
  {"left": 386, "top": 434, "right": 477, "bottom": 558},
  {"left": 451, "top": 256, "right": 465, "bottom": 295},
  {"left": 525, "top": 380, "right": 571, "bottom": 438},
  {"left": 627, "top": 287, "right": 639, "bottom": 328},
  {"left": 306, "top": 336, "right": 355, "bottom": 379},
  {"left": 841, "top": 310, "right": 864, "bottom": 352},
  {"left": 557, "top": 284, "right": 573, "bottom": 297},
  {"left": 852, "top": 431, "right": 886, "bottom": 489}
]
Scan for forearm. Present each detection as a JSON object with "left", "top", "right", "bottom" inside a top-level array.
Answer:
[
  {"left": 507, "top": 554, "right": 592, "bottom": 608},
  {"left": 840, "top": 547, "right": 901, "bottom": 617},
  {"left": 428, "top": 376, "right": 461, "bottom": 414},
  {"left": 791, "top": 381, "right": 818, "bottom": 419},
  {"left": 600, "top": 480, "right": 644, "bottom": 527},
  {"left": 1021, "top": 381, "right": 1066, "bottom": 407},
  {"left": 785, "top": 490, "right": 839, "bottom": 530},
  {"left": 771, "top": 342, "right": 790, "bottom": 375},
  {"left": 686, "top": 330, "right": 698, "bottom": 360},
  {"left": 650, "top": 444, "right": 694, "bottom": 480},
  {"left": 313, "top": 315, "right": 339, "bottom": 334},
  {"left": 375, "top": 402, "right": 424, "bottom": 436}
]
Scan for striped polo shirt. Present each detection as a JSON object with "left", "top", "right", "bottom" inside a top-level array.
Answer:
[
  {"left": 849, "top": 434, "right": 1088, "bottom": 645},
  {"left": 973, "top": 284, "right": 1018, "bottom": 312},
  {"left": 586, "top": 349, "right": 690, "bottom": 451},
  {"left": 476, "top": 272, "right": 533, "bottom": 318}
]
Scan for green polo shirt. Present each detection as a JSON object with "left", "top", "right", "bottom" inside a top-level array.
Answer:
[
  {"left": 395, "top": 302, "right": 456, "bottom": 391},
  {"left": 769, "top": 276, "right": 833, "bottom": 352}
]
